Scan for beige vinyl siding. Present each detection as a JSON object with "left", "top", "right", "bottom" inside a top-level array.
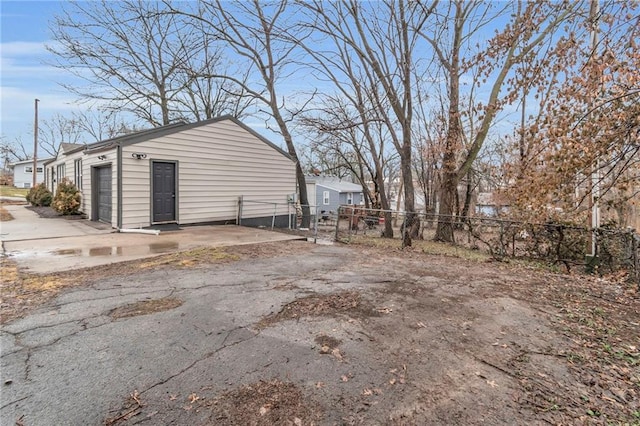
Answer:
[
  {"left": 120, "top": 120, "right": 295, "bottom": 228},
  {"left": 82, "top": 149, "right": 118, "bottom": 225}
]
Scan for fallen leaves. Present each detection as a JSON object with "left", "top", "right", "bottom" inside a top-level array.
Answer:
[
  {"left": 108, "top": 297, "right": 183, "bottom": 320},
  {"left": 0, "top": 206, "right": 14, "bottom": 221},
  {"left": 256, "top": 290, "right": 379, "bottom": 329},
  {"left": 207, "top": 379, "right": 321, "bottom": 425},
  {"left": 104, "top": 390, "right": 144, "bottom": 425},
  {"left": 137, "top": 247, "right": 239, "bottom": 269}
]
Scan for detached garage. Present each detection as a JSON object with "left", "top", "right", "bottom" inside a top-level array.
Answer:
[{"left": 46, "top": 116, "right": 296, "bottom": 229}]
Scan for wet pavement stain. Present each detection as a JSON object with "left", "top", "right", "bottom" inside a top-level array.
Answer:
[
  {"left": 148, "top": 241, "right": 180, "bottom": 253},
  {"left": 48, "top": 242, "right": 182, "bottom": 258},
  {"left": 53, "top": 249, "right": 82, "bottom": 256}
]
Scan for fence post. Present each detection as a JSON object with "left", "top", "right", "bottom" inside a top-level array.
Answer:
[
  {"left": 271, "top": 203, "right": 277, "bottom": 230},
  {"left": 314, "top": 206, "right": 319, "bottom": 244},
  {"left": 334, "top": 207, "right": 341, "bottom": 241},
  {"left": 349, "top": 206, "right": 355, "bottom": 239},
  {"left": 633, "top": 231, "right": 639, "bottom": 289},
  {"left": 237, "top": 196, "right": 243, "bottom": 226}
]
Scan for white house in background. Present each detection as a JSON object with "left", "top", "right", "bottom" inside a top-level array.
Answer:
[
  {"left": 306, "top": 176, "right": 364, "bottom": 215},
  {"left": 9, "top": 158, "right": 53, "bottom": 188},
  {"left": 44, "top": 116, "right": 296, "bottom": 229}
]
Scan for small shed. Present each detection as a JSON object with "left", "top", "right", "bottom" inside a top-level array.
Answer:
[
  {"left": 306, "top": 176, "right": 364, "bottom": 215},
  {"left": 45, "top": 116, "right": 296, "bottom": 229},
  {"left": 9, "top": 158, "right": 53, "bottom": 188}
]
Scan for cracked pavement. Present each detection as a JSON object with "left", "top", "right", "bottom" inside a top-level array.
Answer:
[
  {"left": 1, "top": 243, "right": 382, "bottom": 425},
  {"left": 2, "top": 239, "right": 590, "bottom": 425}
]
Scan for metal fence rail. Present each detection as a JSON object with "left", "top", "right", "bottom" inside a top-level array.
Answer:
[
  {"left": 237, "top": 197, "right": 320, "bottom": 242},
  {"left": 333, "top": 205, "right": 640, "bottom": 285}
]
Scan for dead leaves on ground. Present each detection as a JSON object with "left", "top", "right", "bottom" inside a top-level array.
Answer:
[
  {"left": 137, "top": 247, "right": 239, "bottom": 269},
  {"left": 0, "top": 258, "right": 75, "bottom": 324},
  {"left": 0, "top": 206, "right": 14, "bottom": 221},
  {"left": 256, "top": 290, "right": 379, "bottom": 329},
  {"left": 108, "top": 297, "right": 183, "bottom": 320},
  {"left": 208, "top": 379, "right": 321, "bottom": 425},
  {"left": 104, "top": 390, "right": 144, "bottom": 425},
  {"left": 494, "top": 272, "right": 640, "bottom": 423}
]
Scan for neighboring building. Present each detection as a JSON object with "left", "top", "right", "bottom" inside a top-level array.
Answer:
[
  {"left": 306, "top": 176, "right": 364, "bottom": 215},
  {"left": 9, "top": 158, "right": 53, "bottom": 188},
  {"left": 474, "top": 192, "right": 510, "bottom": 217},
  {"left": 45, "top": 116, "right": 296, "bottom": 229}
]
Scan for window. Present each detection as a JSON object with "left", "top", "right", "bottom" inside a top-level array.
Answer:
[
  {"left": 346, "top": 192, "right": 353, "bottom": 205},
  {"left": 56, "top": 164, "right": 65, "bottom": 182},
  {"left": 323, "top": 190, "right": 330, "bottom": 205},
  {"left": 74, "top": 159, "right": 82, "bottom": 190},
  {"left": 24, "top": 166, "right": 32, "bottom": 173},
  {"left": 36, "top": 167, "right": 43, "bottom": 173}
]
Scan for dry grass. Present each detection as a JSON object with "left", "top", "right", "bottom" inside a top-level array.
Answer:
[
  {"left": 0, "top": 186, "right": 28, "bottom": 198},
  {"left": 137, "top": 247, "right": 239, "bottom": 269},
  {"left": 207, "top": 379, "right": 322, "bottom": 425},
  {"left": 256, "top": 290, "right": 380, "bottom": 330},
  {"left": 344, "top": 234, "right": 491, "bottom": 262},
  {"left": 109, "top": 297, "right": 183, "bottom": 319},
  {"left": 0, "top": 206, "right": 14, "bottom": 221},
  {"left": 1, "top": 247, "right": 239, "bottom": 324}
]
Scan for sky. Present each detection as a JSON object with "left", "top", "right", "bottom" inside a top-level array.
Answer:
[
  {"left": 0, "top": 1, "right": 80, "bottom": 156},
  {"left": 0, "top": 0, "right": 555, "bottom": 163},
  {"left": 0, "top": 0, "right": 285, "bottom": 159}
]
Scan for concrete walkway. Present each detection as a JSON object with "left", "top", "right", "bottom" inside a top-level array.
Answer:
[
  {"left": 1, "top": 204, "right": 304, "bottom": 274},
  {"left": 1, "top": 204, "right": 112, "bottom": 242}
]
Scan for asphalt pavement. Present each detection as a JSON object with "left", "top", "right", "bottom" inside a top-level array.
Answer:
[{"left": 1, "top": 243, "right": 376, "bottom": 425}]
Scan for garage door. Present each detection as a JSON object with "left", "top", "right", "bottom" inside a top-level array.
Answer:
[{"left": 96, "top": 166, "right": 112, "bottom": 223}]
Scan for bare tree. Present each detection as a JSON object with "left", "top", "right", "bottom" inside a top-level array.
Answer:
[
  {"left": 420, "top": 0, "right": 580, "bottom": 242},
  {"left": 38, "top": 113, "right": 84, "bottom": 157},
  {"left": 173, "top": 28, "right": 254, "bottom": 122},
  {"left": 299, "top": 96, "right": 399, "bottom": 227},
  {"left": 37, "top": 110, "right": 138, "bottom": 157},
  {"left": 73, "top": 109, "right": 141, "bottom": 141},
  {"left": 49, "top": 0, "right": 246, "bottom": 127},
  {"left": 1, "top": 136, "right": 30, "bottom": 164},
  {"left": 300, "top": 0, "right": 438, "bottom": 246},
  {"left": 167, "top": 0, "right": 314, "bottom": 227}
]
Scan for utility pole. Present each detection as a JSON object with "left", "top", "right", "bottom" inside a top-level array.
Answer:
[{"left": 32, "top": 98, "right": 40, "bottom": 188}]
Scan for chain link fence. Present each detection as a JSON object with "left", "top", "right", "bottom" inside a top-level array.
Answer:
[
  {"left": 237, "top": 197, "right": 320, "bottom": 241},
  {"left": 332, "top": 205, "right": 640, "bottom": 286}
]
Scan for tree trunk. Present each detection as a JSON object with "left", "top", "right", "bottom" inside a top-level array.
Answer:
[
  {"left": 434, "top": 0, "right": 462, "bottom": 243},
  {"left": 377, "top": 171, "right": 394, "bottom": 238},
  {"left": 270, "top": 93, "right": 311, "bottom": 228},
  {"left": 460, "top": 171, "right": 473, "bottom": 222},
  {"left": 400, "top": 142, "right": 419, "bottom": 247},
  {"left": 435, "top": 165, "right": 458, "bottom": 242}
]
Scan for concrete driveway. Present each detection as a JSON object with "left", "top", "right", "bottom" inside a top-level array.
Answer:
[{"left": 1, "top": 203, "right": 304, "bottom": 274}]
